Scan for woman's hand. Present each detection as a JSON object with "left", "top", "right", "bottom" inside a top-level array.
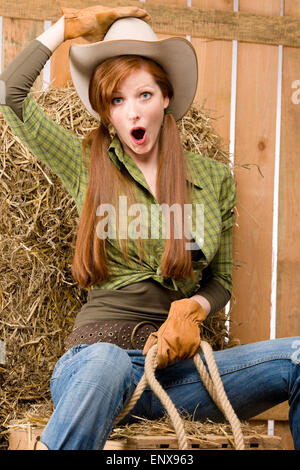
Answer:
[
  {"left": 61, "top": 5, "right": 151, "bottom": 43},
  {"left": 143, "top": 298, "right": 208, "bottom": 369}
]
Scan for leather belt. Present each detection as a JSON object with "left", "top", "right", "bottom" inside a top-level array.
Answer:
[{"left": 65, "top": 320, "right": 161, "bottom": 351}]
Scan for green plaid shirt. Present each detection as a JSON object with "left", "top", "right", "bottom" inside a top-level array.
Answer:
[{"left": 0, "top": 93, "right": 236, "bottom": 299}]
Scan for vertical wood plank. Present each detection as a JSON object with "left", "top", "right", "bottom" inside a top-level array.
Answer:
[
  {"left": 143, "top": 0, "right": 189, "bottom": 5},
  {"left": 191, "top": 0, "right": 233, "bottom": 147},
  {"left": 2, "top": 18, "right": 44, "bottom": 89},
  {"left": 50, "top": 40, "right": 71, "bottom": 87},
  {"left": 276, "top": 0, "right": 300, "bottom": 339},
  {"left": 230, "top": 0, "right": 281, "bottom": 343},
  {"left": 248, "top": 420, "right": 293, "bottom": 450},
  {"left": 50, "top": 37, "right": 86, "bottom": 87},
  {"left": 274, "top": 422, "right": 294, "bottom": 450}
]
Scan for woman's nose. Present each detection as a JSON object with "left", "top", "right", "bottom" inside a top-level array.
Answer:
[{"left": 127, "top": 100, "right": 140, "bottom": 121}]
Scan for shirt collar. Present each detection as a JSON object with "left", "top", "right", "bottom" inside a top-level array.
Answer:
[
  {"left": 108, "top": 136, "right": 202, "bottom": 190},
  {"left": 108, "top": 136, "right": 151, "bottom": 194},
  {"left": 107, "top": 136, "right": 124, "bottom": 171}
]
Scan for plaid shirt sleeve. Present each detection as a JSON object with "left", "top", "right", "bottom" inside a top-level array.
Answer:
[
  {"left": 196, "top": 166, "right": 236, "bottom": 310},
  {"left": 0, "top": 94, "right": 84, "bottom": 201},
  {"left": 211, "top": 166, "right": 236, "bottom": 290}
]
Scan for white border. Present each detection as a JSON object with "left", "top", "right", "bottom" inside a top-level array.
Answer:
[{"left": 268, "top": 0, "right": 284, "bottom": 438}]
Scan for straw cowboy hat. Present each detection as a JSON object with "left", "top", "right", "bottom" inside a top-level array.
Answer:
[{"left": 69, "top": 17, "right": 198, "bottom": 121}]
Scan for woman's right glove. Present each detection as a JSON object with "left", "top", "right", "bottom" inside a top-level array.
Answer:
[
  {"left": 61, "top": 5, "right": 151, "bottom": 42},
  {"left": 143, "top": 298, "right": 207, "bottom": 369}
]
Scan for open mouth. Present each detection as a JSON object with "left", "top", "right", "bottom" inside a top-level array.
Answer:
[{"left": 131, "top": 127, "right": 146, "bottom": 144}]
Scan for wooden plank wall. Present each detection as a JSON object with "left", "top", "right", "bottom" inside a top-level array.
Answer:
[{"left": 1, "top": 0, "right": 299, "bottom": 450}]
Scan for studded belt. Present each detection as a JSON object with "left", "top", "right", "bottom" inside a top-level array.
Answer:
[{"left": 65, "top": 320, "right": 162, "bottom": 351}]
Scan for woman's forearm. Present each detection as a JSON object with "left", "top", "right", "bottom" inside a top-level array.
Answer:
[
  {"left": 0, "top": 17, "right": 65, "bottom": 120},
  {"left": 191, "top": 279, "right": 231, "bottom": 317},
  {"left": 190, "top": 294, "right": 211, "bottom": 316},
  {"left": 37, "top": 16, "right": 65, "bottom": 52}
]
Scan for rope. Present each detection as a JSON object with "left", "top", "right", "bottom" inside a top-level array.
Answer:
[
  {"left": 115, "top": 340, "right": 245, "bottom": 450},
  {"left": 193, "top": 341, "right": 245, "bottom": 450}
]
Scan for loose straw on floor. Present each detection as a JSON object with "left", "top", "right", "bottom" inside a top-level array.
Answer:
[{"left": 115, "top": 341, "right": 245, "bottom": 450}]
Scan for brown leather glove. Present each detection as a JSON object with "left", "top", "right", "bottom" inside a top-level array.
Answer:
[
  {"left": 61, "top": 5, "right": 151, "bottom": 42},
  {"left": 143, "top": 298, "right": 207, "bottom": 369}
]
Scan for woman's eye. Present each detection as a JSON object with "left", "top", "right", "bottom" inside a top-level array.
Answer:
[
  {"left": 112, "top": 97, "right": 123, "bottom": 105},
  {"left": 141, "top": 92, "right": 151, "bottom": 100}
]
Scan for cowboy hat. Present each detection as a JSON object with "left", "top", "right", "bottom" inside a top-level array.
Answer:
[{"left": 69, "top": 17, "right": 198, "bottom": 121}]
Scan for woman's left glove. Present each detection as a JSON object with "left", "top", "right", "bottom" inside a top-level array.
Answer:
[
  {"left": 61, "top": 5, "right": 151, "bottom": 42},
  {"left": 143, "top": 298, "right": 207, "bottom": 369}
]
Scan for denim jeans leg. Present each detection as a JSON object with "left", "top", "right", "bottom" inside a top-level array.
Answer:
[
  {"left": 40, "top": 337, "right": 300, "bottom": 450},
  {"left": 132, "top": 337, "right": 300, "bottom": 449},
  {"left": 40, "top": 342, "right": 137, "bottom": 450}
]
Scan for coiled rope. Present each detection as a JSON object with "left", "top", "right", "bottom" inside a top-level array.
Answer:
[{"left": 115, "top": 341, "right": 245, "bottom": 450}]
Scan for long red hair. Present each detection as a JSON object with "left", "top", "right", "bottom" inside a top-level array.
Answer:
[{"left": 72, "top": 55, "right": 195, "bottom": 288}]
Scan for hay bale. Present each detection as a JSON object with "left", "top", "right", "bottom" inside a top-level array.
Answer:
[{"left": 0, "top": 85, "right": 239, "bottom": 449}]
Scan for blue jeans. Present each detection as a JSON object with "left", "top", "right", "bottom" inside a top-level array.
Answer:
[{"left": 41, "top": 336, "right": 300, "bottom": 450}]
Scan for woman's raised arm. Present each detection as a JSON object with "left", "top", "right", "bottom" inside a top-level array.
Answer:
[
  {"left": 0, "top": 15, "right": 85, "bottom": 202},
  {"left": 0, "top": 16, "right": 64, "bottom": 122},
  {"left": 37, "top": 16, "right": 65, "bottom": 52},
  {"left": 0, "top": 7, "right": 150, "bottom": 203}
]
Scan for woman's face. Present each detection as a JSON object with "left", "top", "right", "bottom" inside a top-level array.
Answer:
[{"left": 109, "top": 68, "right": 169, "bottom": 163}]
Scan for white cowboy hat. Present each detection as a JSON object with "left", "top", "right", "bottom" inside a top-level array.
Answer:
[{"left": 69, "top": 17, "right": 198, "bottom": 121}]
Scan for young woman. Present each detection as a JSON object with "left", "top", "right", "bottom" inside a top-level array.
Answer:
[{"left": 0, "top": 7, "right": 299, "bottom": 450}]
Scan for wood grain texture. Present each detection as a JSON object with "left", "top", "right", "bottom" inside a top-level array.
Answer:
[
  {"left": 274, "top": 422, "right": 294, "bottom": 451},
  {"left": 248, "top": 420, "right": 292, "bottom": 450},
  {"left": 230, "top": 0, "right": 280, "bottom": 343},
  {"left": 2, "top": 17, "right": 44, "bottom": 88},
  {"left": 50, "top": 37, "right": 87, "bottom": 88},
  {"left": 7, "top": 423, "right": 283, "bottom": 450},
  {"left": 142, "top": 0, "right": 188, "bottom": 5},
  {"left": 251, "top": 401, "right": 288, "bottom": 421},
  {"left": 276, "top": 0, "right": 300, "bottom": 339},
  {"left": 1, "top": 0, "right": 300, "bottom": 47},
  {"left": 109, "top": 434, "right": 282, "bottom": 450},
  {"left": 192, "top": 0, "right": 233, "bottom": 146}
]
